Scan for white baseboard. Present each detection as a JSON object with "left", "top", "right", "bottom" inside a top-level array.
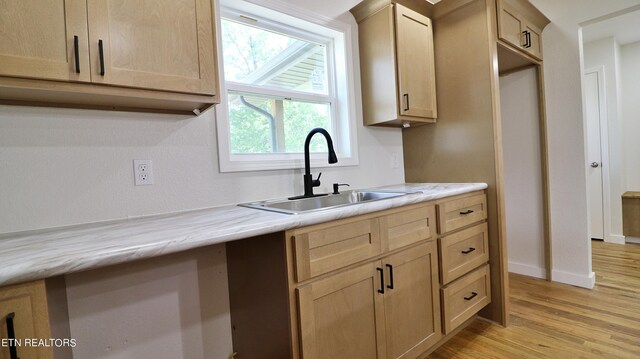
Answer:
[
  {"left": 626, "top": 236, "right": 640, "bottom": 244},
  {"left": 606, "top": 234, "right": 625, "bottom": 244},
  {"left": 508, "top": 261, "right": 546, "bottom": 279},
  {"left": 551, "top": 269, "right": 595, "bottom": 289}
]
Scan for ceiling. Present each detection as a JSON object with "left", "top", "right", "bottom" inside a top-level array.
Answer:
[{"left": 583, "top": 9, "right": 640, "bottom": 45}]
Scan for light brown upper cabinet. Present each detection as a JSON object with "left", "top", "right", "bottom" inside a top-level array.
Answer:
[
  {"left": 0, "top": 0, "right": 219, "bottom": 114},
  {"left": 497, "top": 0, "right": 546, "bottom": 60},
  {"left": 351, "top": 2, "right": 437, "bottom": 127},
  {"left": 86, "top": 0, "right": 217, "bottom": 95},
  {"left": 0, "top": 0, "right": 90, "bottom": 82}
]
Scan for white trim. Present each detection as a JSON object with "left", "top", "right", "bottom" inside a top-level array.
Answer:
[
  {"left": 608, "top": 234, "right": 625, "bottom": 244},
  {"left": 226, "top": 83, "right": 332, "bottom": 103},
  {"left": 241, "top": 0, "right": 340, "bottom": 29},
  {"left": 508, "top": 261, "right": 546, "bottom": 279},
  {"left": 551, "top": 269, "right": 596, "bottom": 289},
  {"left": 626, "top": 236, "right": 640, "bottom": 244},
  {"left": 215, "top": 0, "right": 359, "bottom": 172}
]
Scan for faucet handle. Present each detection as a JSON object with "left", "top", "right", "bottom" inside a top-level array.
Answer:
[
  {"left": 312, "top": 172, "right": 322, "bottom": 187},
  {"left": 333, "top": 183, "right": 350, "bottom": 194}
]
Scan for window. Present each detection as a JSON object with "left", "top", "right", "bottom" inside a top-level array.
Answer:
[{"left": 216, "top": 0, "right": 358, "bottom": 172}]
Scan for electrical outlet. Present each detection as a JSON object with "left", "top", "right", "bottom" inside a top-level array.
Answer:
[
  {"left": 391, "top": 153, "right": 400, "bottom": 169},
  {"left": 133, "top": 159, "right": 154, "bottom": 186}
]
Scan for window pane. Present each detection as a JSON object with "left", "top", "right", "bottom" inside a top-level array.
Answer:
[
  {"left": 228, "top": 91, "right": 331, "bottom": 154},
  {"left": 221, "top": 18, "right": 328, "bottom": 95}
]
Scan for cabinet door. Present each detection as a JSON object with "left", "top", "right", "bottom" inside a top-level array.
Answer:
[
  {"left": 0, "top": 281, "right": 51, "bottom": 359},
  {"left": 383, "top": 242, "right": 441, "bottom": 359},
  {"left": 523, "top": 22, "right": 542, "bottom": 60},
  {"left": 0, "top": 0, "right": 90, "bottom": 82},
  {"left": 394, "top": 4, "right": 437, "bottom": 119},
  {"left": 497, "top": 0, "right": 524, "bottom": 50},
  {"left": 297, "top": 261, "right": 387, "bottom": 359},
  {"left": 86, "top": 0, "right": 218, "bottom": 95}
]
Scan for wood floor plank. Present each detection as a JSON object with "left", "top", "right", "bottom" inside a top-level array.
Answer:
[{"left": 429, "top": 240, "right": 640, "bottom": 358}]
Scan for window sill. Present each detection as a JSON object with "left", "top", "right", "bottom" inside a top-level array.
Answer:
[{"left": 219, "top": 153, "right": 359, "bottom": 173}]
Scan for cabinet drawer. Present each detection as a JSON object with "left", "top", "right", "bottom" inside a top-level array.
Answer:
[
  {"left": 441, "top": 264, "right": 491, "bottom": 334},
  {"left": 439, "top": 223, "right": 489, "bottom": 284},
  {"left": 380, "top": 205, "right": 435, "bottom": 251},
  {"left": 438, "top": 193, "right": 487, "bottom": 234},
  {"left": 293, "top": 218, "right": 381, "bottom": 282},
  {"left": 0, "top": 280, "right": 52, "bottom": 359}
]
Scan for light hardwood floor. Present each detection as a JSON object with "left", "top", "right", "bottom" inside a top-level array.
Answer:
[{"left": 429, "top": 240, "right": 640, "bottom": 358}]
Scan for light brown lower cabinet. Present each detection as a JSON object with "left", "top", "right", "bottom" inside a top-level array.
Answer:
[
  {"left": 0, "top": 280, "right": 52, "bottom": 359},
  {"left": 297, "top": 242, "right": 441, "bottom": 359},
  {"left": 226, "top": 201, "right": 490, "bottom": 359},
  {"left": 0, "top": 278, "right": 71, "bottom": 359}
]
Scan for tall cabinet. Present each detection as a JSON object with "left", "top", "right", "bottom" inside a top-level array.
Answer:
[{"left": 402, "top": 0, "right": 550, "bottom": 326}]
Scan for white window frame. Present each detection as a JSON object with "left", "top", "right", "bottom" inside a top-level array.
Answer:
[{"left": 215, "top": 0, "right": 359, "bottom": 172}]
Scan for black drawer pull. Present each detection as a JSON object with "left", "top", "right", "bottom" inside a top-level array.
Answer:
[
  {"left": 386, "top": 264, "right": 394, "bottom": 290},
  {"left": 74, "top": 35, "right": 80, "bottom": 73},
  {"left": 403, "top": 93, "right": 410, "bottom": 111},
  {"left": 6, "top": 312, "right": 19, "bottom": 359},
  {"left": 98, "top": 39, "right": 105, "bottom": 76},
  {"left": 461, "top": 247, "right": 476, "bottom": 254},
  {"left": 377, "top": 267, "right": 384, "bottom": 294},
  {"left": 464, "top": 292, "right": 478, "bottom": 301},
  {"left": 459, "top": 209, "right": 474, "bottom": 215}
]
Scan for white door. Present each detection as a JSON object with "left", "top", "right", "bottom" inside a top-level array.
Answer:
[{"left": 584, "top": 70, "right": 604, "bottom": 240}]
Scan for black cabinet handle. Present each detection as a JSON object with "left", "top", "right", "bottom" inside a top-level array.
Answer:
[
  {"left": 522, "top": 30, "right": 532, "bottom": 48},
  {"left": 376, "top": 267, "right": 384, "bottom": 294},
  {"left": 386, "top": 264, "right": 394, "bottom": 290},
  {"left": 98, "top": 39, "right": 105, "bottom": 76},
  {"left": 461, "top": 247, "right": 476, "bottom": 254},
  {"left": 6, "top": 312, "right": 19, "bottom": 359},
  {"left": 73, "top": 35, "right": 80, "bottom": 74},
  {"left": 403, "top": 93, "right": 410, "bottom": 111},
  {"left": 464, "top": 292, "right": 478, "bottom": 301},
  {"left": 459, "top": 209, "right": 474, "bottom": 215}
]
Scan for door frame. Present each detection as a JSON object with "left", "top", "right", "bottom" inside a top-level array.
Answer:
[{"left": 583, "top": 66, "right": 614, "bottom": 243}]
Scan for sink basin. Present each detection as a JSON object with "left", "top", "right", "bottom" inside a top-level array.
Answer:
[{"left": 239, "top": 190, "right": 415, "bottom": 215}]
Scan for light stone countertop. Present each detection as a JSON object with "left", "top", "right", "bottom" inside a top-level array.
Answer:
[{"left": 0, "top": 183, "right": 487, "bottom": 286}]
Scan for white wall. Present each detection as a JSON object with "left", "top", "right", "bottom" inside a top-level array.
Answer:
[
  {"left": 620, "top": 40, "right": 640, "bottom": 192},
  {"left": 0, "top": 105, "right": 402, "bottom": 233},
  {"left": 528, "top": 0, "right": 640, "bottom": 288},
  {"left": 500, "top": 67, "right": 546, "bottom": 279},
  {"left": 65, "top": 246, "right": 230, "bottom": 359},
  {"left": 583, "top": 37, "right": 625, "bottom": 243}
]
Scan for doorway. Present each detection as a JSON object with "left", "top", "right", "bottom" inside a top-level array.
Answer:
[{"left": 581, "top": 6, "right": 640, "bottom": 245}]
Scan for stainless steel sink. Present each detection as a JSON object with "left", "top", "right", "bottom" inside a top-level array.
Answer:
[{"left": 239, "top": 190, "right": 415, "bottom": 215}]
